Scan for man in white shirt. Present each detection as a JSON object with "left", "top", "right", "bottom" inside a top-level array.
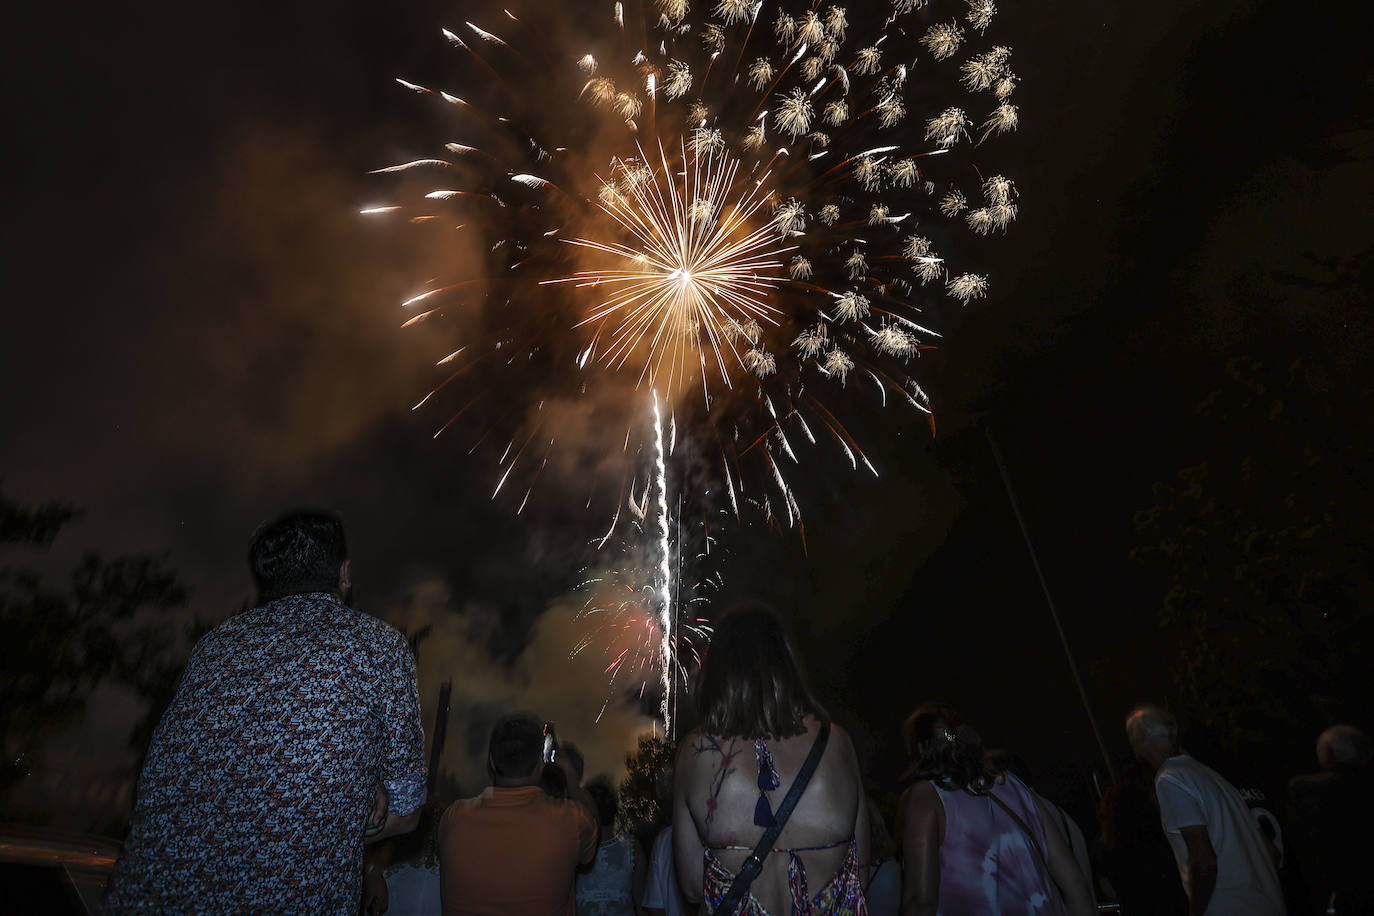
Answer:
[{"left": 1125, "top": 704, "right": 1285, "bottom": 916}]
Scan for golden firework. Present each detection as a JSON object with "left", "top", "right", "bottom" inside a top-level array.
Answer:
[{"left": 545, "top": 142, "right": 792, "bottom": 397}]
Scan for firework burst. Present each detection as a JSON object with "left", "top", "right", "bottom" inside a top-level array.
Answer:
[
  {"left": 544, "top": 145, "right": 793, "bottom": 398},
  {"left": 371, "top": 0, "right": 1023, "bottom": 532}
]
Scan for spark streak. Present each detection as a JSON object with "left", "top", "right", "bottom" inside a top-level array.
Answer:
[{"left": 652, "top": 391, "right": 674, "bottom": 736}]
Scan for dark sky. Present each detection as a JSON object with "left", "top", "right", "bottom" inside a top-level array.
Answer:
[{"left": 3, "top": 0, "right": 1369, "bottom": 830}]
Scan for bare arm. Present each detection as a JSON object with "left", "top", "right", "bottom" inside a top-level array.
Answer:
[
  {"left": 1032, "top": 795, "right": 1093, "bottom": 916},
  {"left": 899, "top": 782, "right": 941, "bottom": 916},
  {"left": 367, "top": 808, "right": 421, "bottom": 843},
  {"left": 1180, "top": 825, "right": 1219, "bottom": 916},
  {"left": 363, "top": 785, "right": 421, "bottom": 844}
]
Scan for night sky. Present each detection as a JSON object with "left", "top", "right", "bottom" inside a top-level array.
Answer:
[{"left": 4, "top": 0, "right": 1369, "bottom": 833}]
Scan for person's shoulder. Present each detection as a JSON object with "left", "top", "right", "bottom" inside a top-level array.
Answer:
[
  {"left": 180, "top": 605, "right": 269, "bottom": 664},
  {"left": 1169, "top": 755, "right": 1238, "bottom": 793},
  {"left": 901, "top": 778, "right": 940, "bottom": 807},
  {"left": 317, "top": 600, "right": 410, "bottom": 657},
  {"left": 822, "top": 719, "right": 856, "bottom": 753},
  {"left": 1157, "top": 755, "right": 1201, "bottom": 782},
  {"left": 196, "top": 602, "right": 265, "bottom": 640},
  {"left": 674, "top": 727, "right": 716, "bottom": 770},
  {"left": 441, "top": 792, "right": 490, "bottom": 821},
  {"left": 350, "top": 607, "right": 409, "bottom": 648},
  {"left": 1000, "top": 772, "right": 1038, "bottom": 803},
  {"left": 439, "top": 793, "right": 485, "bottom": 844},
  {"left": 534, "top": 792, "right": 597, "bottom": 840},
  {"left": 543, "top": 791, "right": 595, "bottom": 821}
]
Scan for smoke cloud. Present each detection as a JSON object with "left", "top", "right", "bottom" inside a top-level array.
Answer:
[{"left": 386, "top": 576, "right": 658, "bottom": 795}]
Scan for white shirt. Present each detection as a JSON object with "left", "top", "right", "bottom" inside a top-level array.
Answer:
[
  {"left": 384, "top": 863, "right": 441, "bottom": 915},
  {"left": 1154, "top": 754, "right": 1284, "bottom": 916},
  {"left": 640, "top": 825, "right": 684, "bottom": 916}
]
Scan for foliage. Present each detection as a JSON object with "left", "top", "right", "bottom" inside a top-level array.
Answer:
[
  {"left": 0, "top": 485, "right": 201, "bottom": 798},
  {"left": 616, "top": 733, "right": 675, "bottom": 839},
  {"left": 1133, "top": 358, "right": 1373, "bottom": 749}
]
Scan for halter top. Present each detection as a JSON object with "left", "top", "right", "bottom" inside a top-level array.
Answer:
[
  {"left": 701, "top": 735, "right": 867, "bottom": 915},
  {"left": 703, "top": 838, "right": 868, "bottom": 916}
]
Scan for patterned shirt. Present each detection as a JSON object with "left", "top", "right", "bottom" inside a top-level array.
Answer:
[{"left": 102, "top": 593, "right": 427, "bottom": 914}]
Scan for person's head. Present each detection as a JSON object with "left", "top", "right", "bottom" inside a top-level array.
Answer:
[
  {"left": 1124, "top": 703, "right": 1180, "bottom": 770},
  {"left": 1316, "top": 724, "right": 1373, "bottom": 773},
  {"left": 902, "top": 702, "right": 989, "bottom": 791},
  {"left": 248, "top": 510, "right": 349, "bottom": 603},
  {"left": 488, "top": 713, "right": 545, "bottom": 786},
  {"left": 586, "top": 775, "right": 619, "bottom": 829},
  {"left": 985, "top": 748, "right": 1032, "bottom": 788},
  {"left": 694, "top": 603, "right": 823, "bottom": 740}
]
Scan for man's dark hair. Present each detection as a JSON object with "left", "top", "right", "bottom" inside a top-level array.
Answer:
[
  {"left": 248, "top": 510, "right": 348, "bottom": 601},
  {"left": 488, "top": 713, "right": 543, "bottom": 779},
  {"left": 695, "top": 603, "right": 823, "bottom": 740},
  {"left": 585, "top": 775, "right": 618, "bottom": 828}
]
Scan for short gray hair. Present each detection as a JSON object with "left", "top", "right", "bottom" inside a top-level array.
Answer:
[{"left": 1125, "top": 704, "right": 1178, "bottom": 742}]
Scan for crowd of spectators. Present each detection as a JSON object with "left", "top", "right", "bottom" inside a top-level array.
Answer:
[{"left": 98, "top": 512, "right": 1372, "bottom": 915}]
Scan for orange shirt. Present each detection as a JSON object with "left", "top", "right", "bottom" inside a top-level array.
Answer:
[{"left": 439, "top": 785, "right": 598, "bottom": 916}]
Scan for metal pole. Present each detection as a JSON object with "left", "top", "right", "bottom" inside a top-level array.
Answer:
[
  {"left": 427, "top": 679, "right": 452, "bottom": 797},
  {"left": 986, "top": 426, "right": 1117, "bottom": 782}
]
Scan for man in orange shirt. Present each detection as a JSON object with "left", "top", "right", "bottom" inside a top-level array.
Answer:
[{"left": 439, "top": 714, "right": 598, "bottom": 916}]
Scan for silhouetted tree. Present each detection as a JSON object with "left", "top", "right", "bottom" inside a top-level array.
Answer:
[
  {"left": 1133, "top": 359, "right": 1374, "bottom": 750},
  {"left": 0, "top": 486, "right": 202, "bottom": 801},
  {"left": 617, "top": 733, "right": 675, "bottom": 839}
]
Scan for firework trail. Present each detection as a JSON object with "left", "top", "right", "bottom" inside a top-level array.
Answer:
[
  {"left": 570, "top": 497, "right": 715, "bottom": 726},
  {"left": 651, "top": 391, "right": 675, "bottom": 733},
  {"left": 370, "top": 0, "right": 1023, "bottom": 534}
]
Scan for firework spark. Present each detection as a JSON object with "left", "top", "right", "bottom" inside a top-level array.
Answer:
[
  {"left": 571, "top": 406, "right": 715, "bottom": 727},
  {"left": 377, "top": 0, "right": 1023, "bottom": 554},
  {"left": 543, "top": 143, "right": 792, "bottom": 397}
]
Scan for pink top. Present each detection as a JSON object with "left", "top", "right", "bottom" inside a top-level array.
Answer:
[{"left": 930, "top": 774, "right": 1067, "bottom": 916}]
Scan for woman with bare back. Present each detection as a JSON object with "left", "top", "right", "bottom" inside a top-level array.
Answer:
[{"left": 673, "top": 604, "right": 871, "bottom": 915}]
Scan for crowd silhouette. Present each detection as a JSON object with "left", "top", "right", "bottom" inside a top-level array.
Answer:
[{"left": 98, "top": 512, "right": 1371, "bottom": 915}]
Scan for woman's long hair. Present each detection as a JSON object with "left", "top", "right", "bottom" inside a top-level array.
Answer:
[
  {"left": 902, "top": 702, "right": 994, "bottom": 792},
  {"left": 694, "top": 603, "right": 824, "bottom": 740}
]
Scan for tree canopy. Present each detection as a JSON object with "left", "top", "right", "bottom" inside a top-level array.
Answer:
[
  {"left": 0, "top": 486, "right": 198, "bottom": 801},
  {"left": 1133, "top": 358, "right": 1373, "bottom": 753}
]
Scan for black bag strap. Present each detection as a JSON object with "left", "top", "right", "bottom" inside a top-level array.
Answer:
[{"left": 712, "top": 721, "right": 831, "bottom": 916}]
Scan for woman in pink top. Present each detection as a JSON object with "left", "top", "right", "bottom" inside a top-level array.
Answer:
[{"left": 897, "top": 704, "right": 1093, "bottom": 916}]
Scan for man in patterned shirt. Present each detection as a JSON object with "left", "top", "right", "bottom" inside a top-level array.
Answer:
[{"left": 102, "top": 510, "right": 427, "bottom": 914}]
